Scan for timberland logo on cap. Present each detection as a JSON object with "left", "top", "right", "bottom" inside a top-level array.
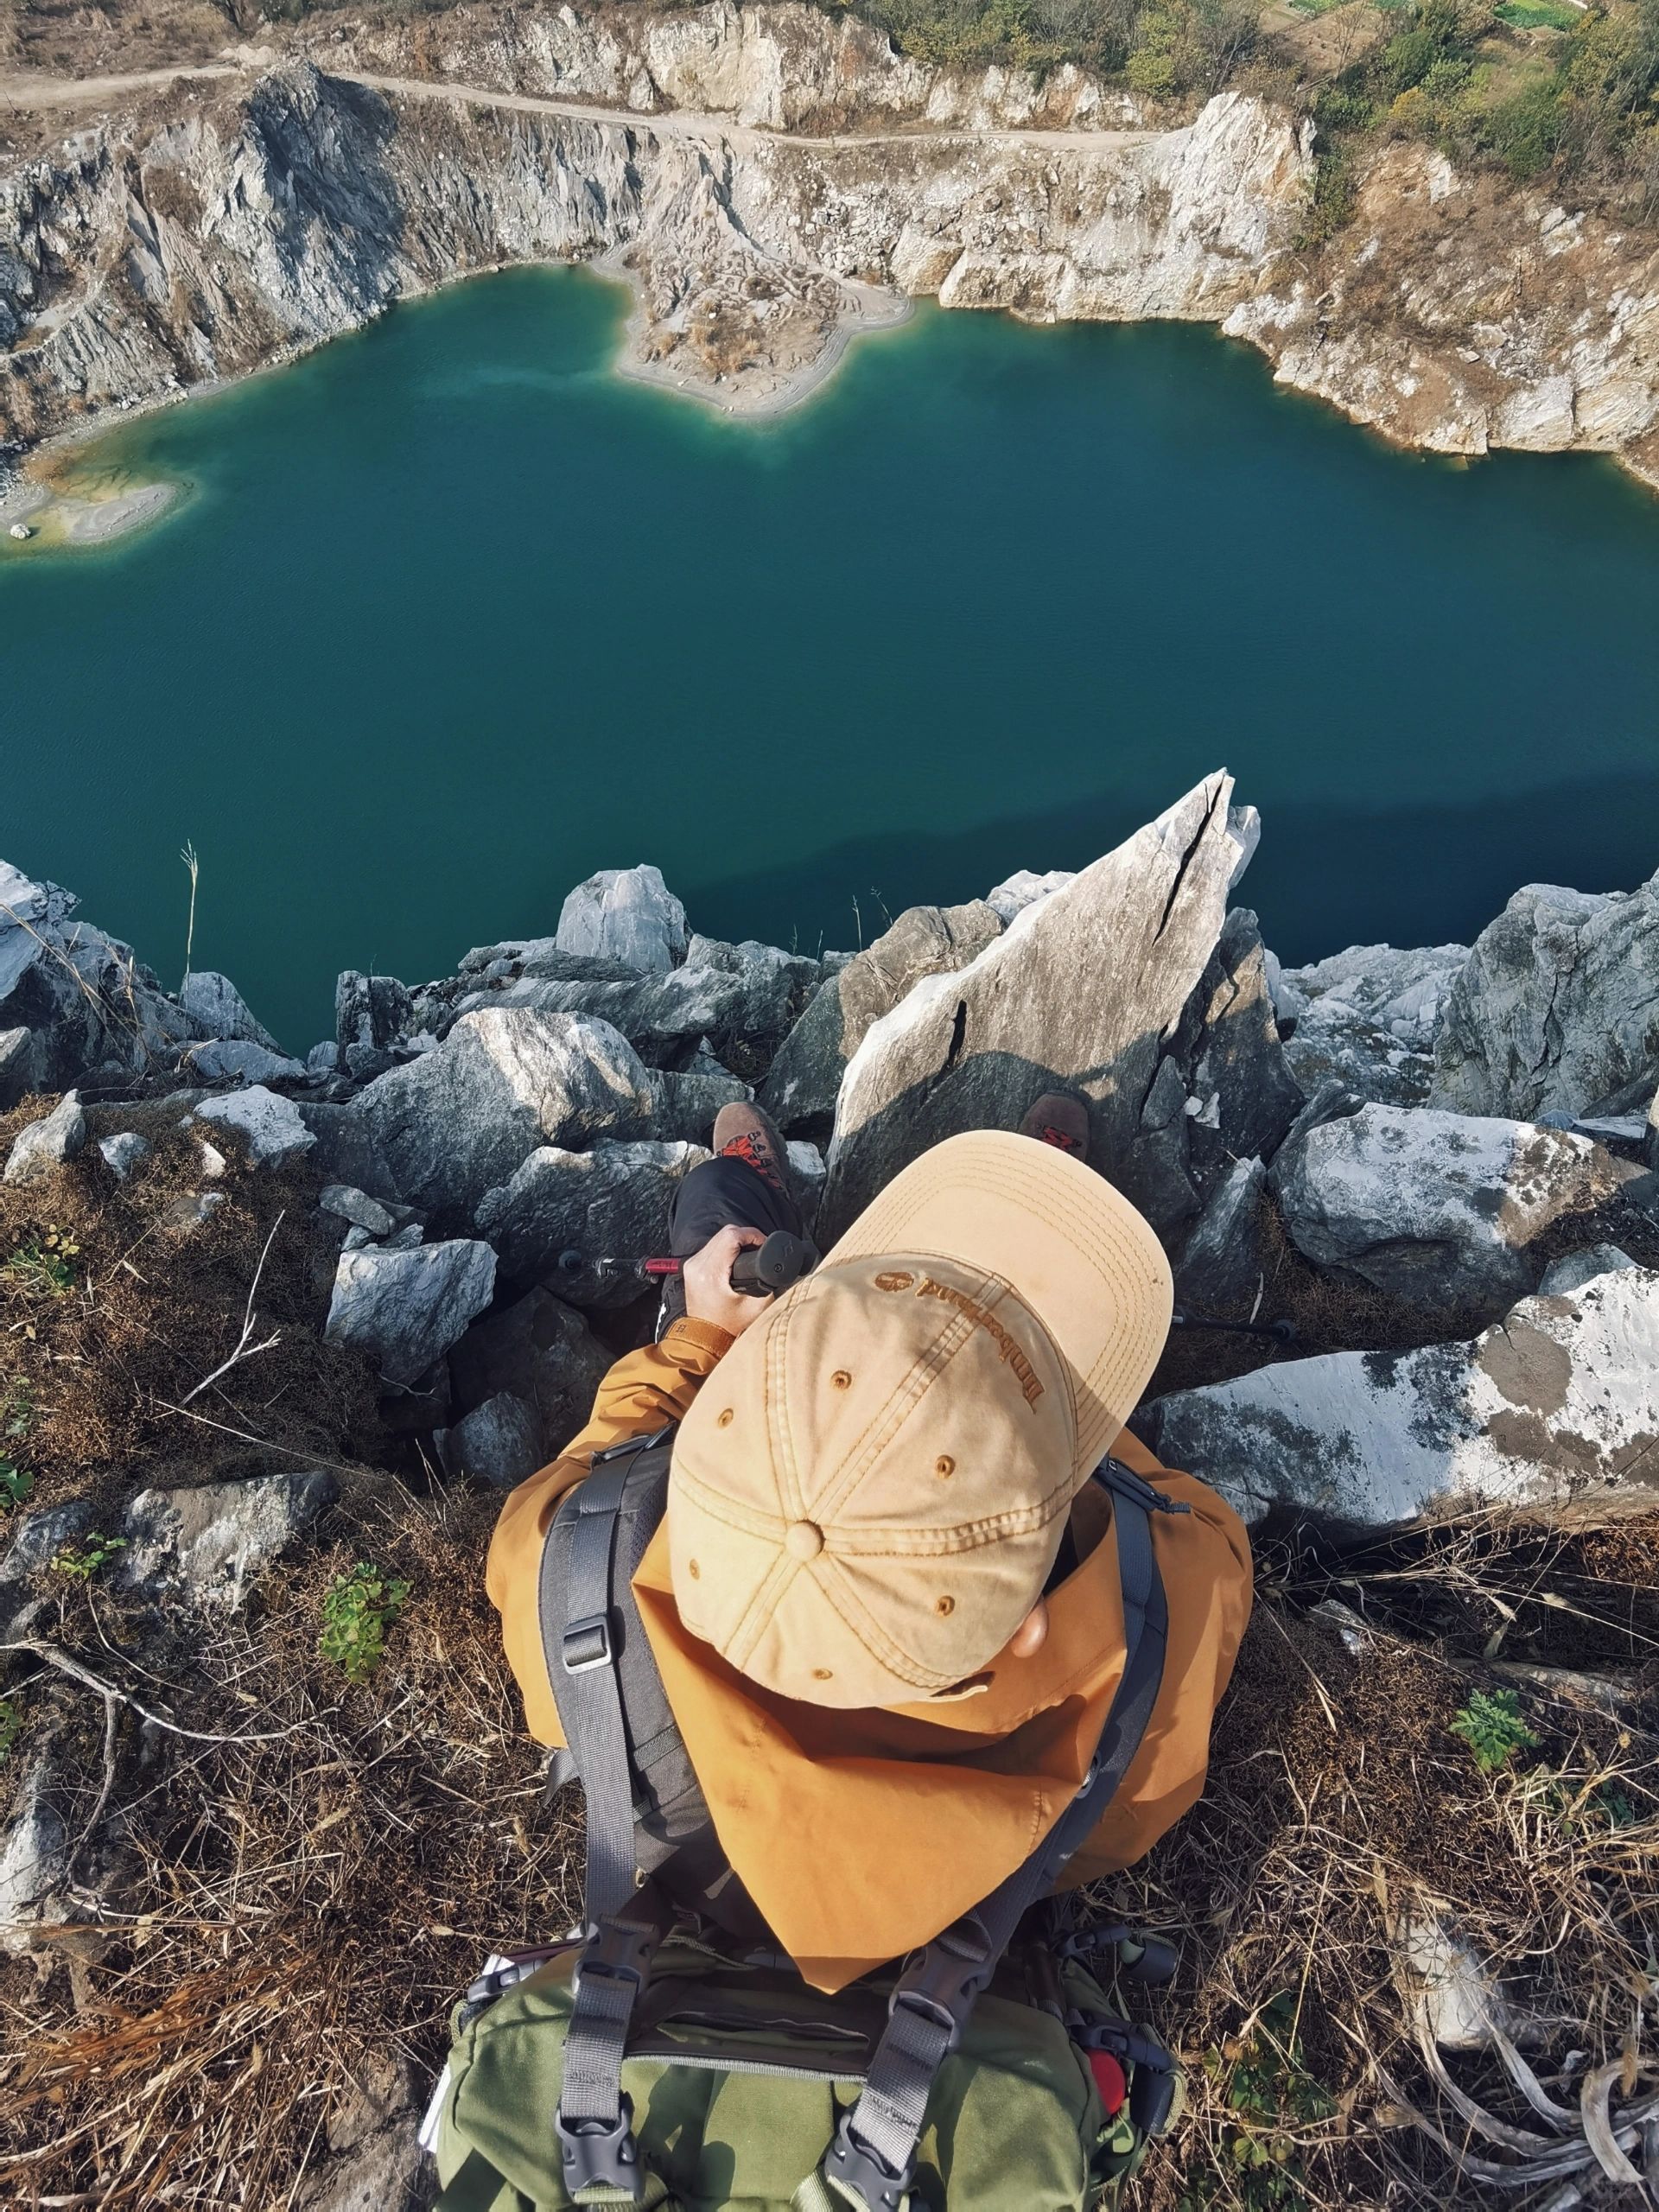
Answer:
[
  {"left": 914, "top": 1274, "right": 1046, "bottom": 1406},
  {"left": 874, "top": 1270, "right": 915, "bottom": 1292}
]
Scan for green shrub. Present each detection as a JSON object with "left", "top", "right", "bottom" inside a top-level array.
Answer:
[
  {"left": 1484, "top": 73, "right": 1570, "bottom": 170},
  {"left": 319, "top": 1562, "right": 412, "bottom": 1685},
  {"left": 49, "top": 1533, "right": 128, "bottom": 1581},
  {"left": 0, "top": 1696, "right": 20, "bottom": 1764}
]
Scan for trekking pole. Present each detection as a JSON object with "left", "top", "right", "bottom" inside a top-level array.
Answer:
[
  {"left": 1170, "top": 1306, "right": 1299, "bottom": 1346},
  {"left": 559, "top": 1231, "right": 820, "bottom": 1298}
]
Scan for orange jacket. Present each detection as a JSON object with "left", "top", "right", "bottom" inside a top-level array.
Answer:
[{"left": 486, "top": 1316, "right": 1253, "bottom": 1993}]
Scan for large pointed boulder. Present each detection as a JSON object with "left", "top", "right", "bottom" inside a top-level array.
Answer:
[{"left": 819, "top": 776, "right": 1265, "bottom": 1242}]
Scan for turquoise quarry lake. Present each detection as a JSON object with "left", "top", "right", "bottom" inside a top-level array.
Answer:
[{"left": 4, "top": 265, "right": 1659, "bottom": 1051}]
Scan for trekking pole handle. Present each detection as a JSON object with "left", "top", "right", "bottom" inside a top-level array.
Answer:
[{"left": 730, "top": 1231, "right": 818, "bottom": 1297}]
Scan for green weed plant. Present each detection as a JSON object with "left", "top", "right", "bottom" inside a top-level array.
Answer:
[
  {"left": 1451, "top": 1688, "right": 1540, "bottom": 1772},
  {"left": 1185, "top": 1993, "right": 1336, "bottom": 2208},
  {"left": 0, "top": 1696, "right": 21, "bottom": 1764},
  {"left": 50, "top": 1533, "right": 128, "bottom": 1581},
  {"left": 319, "top": 1562, "right": 412, "bottom": 1685},
  {"left": 3, "top": 1228, "right": 80, "bottom": 1298}
]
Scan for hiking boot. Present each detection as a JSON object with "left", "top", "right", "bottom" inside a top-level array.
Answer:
[
  {"left": 1020, "top": 1091, "right": 1089, "bottom": 1158},
  {"left": 713, "top": 1100, "right": 791, "bottom": 1200}
]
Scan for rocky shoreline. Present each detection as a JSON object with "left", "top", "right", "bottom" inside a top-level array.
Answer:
[
  {"left": 3, "top": 3, "right": 1659, "bottom": 512},
  {"left": 2, "top": 777, "right": 1656, "bottom": 2206}
]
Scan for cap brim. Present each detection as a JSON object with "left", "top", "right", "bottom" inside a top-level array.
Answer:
[{"left": 824, "top": 1130, "right": 1173, "bottom": 1483}]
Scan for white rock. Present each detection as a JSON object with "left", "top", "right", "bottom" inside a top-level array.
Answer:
[
  {"left": 1144, "top": 1267, "right": 1659, "bottom": 1527},
  {"left": 121, "top": 1470, "right": 337, "bottom": 1609},
  {"left": 0, "top": 1027, "right": 39, "bottom": 1111},
  {"left": 556, "top": 864, "right": 688, "bottom": 973},
  {"left": 1280, "top": 943, "right": 1468, "bottom": 1108},
  {"left": 1433, "top": 874, "right": 1659, "bottom": 1119},
  {"left": 1272, "top": 1103, "right": 1629, "bottom": 1321},
  {"left": 325, "top": 1239, "right": 497, "bottom": 1386},
  {"left": 178, "top": 969, "right": 281, "bottom": 1051},
  {"left": 97, "top": 1129, "right": 150, "bottom": 1180},
  {"left": 3, "top": 1090, "right": 86, "bottom": 1184},
  {"left": 319, "top": 1183, "right": 398, "bottom": 1237},
  {"left": 194, "top": 1084, "right": 315, "bottom": 1166},
  {"left": 985, "top": 868, "right": 1075, "bottom": 923},
  {"left": 345, "top": 1009, "right": 652, "bottom": 1228},
  {"left": 185, "top": 1037, "right": 307, "bottom": 1084},
  {"left": 0, "top": 1700, "right": 73, "bottom": 1955}
]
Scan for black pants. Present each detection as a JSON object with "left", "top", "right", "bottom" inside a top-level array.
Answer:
[{"left": 658, "top": 1155, "right": 804, "bottom": 1326}]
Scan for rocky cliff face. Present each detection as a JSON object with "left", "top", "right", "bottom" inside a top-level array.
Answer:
[{"left": 2, "top": 3, "right": 1657, "bottom": 486}]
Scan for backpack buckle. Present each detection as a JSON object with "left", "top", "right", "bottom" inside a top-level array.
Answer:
[
  {"left": 823, "top": 2109, "right": 912, "bottom": 2212},
  {"left": 562, "top": 1612, "right": 613, "bottom": 1675},
  {"left": 556, "top": 2092, "right": 643, "bottom": 2202},
  {"left": 883, "top": 1922, "right": 994, "bottom": 2056}
]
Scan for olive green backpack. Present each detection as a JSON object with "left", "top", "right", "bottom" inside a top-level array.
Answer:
[{"left": 420, "top": 1436, "right": 1188, "bottom": 2211}]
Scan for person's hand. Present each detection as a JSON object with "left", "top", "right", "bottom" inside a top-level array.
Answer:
[{"left": 682, "top": 1225, "right": 771, "bottom": 1338}]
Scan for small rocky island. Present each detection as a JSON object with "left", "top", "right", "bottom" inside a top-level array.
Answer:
[{"left": 2, "top": 773, "right": 1656, "bottom": 2205}]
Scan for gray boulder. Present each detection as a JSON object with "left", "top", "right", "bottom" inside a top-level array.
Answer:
[
  {"left": 325, "top": 1238, "right": 497, "bottom": 1386},
  {"left": 184, "top": 1037, "right": 308, "bottom": 1084},
  {"left": 195, "top": 1085, "right": 315, "bottom": 1166},
  {"left": 1177, "top": 909, "right": 1305, "bottom": 1185},
  {"left": 1279, "top": 943, "right": 1467, "bottom": 1108},
  {"left": 120, "top": 1470, "right": 337, "bottom": 1609},
  {"left": 345, "top": 1009, "right": 653, "bottom": 1229},
  {"left": 556, "top": 864, "right": 688, "bottom": 973},
  {"left": 0, "top": 1026, "right": 40, "bottom": 1110},
  {"left": 435, "top": 1390, "right": 545, "bottom": 1488},
  {"left": 1175, "top": 1156, "right": 1268, "bottom": 1315},
  {"left": 0, "top": 1688, "right": 76, "bottom": 1956},
  {"left": 319, "top": 1183, "right": 401, "bottom": 1238},
  {"left": 1271, "top": 1103, "right": 1630, "bottom": 1324},
  {"left": 787, "top": 1139, "right": 827, "bottom": 1236},
  {"left": 760, "top": 899, "right": 1004, "bottom": 1138},
  {"left": 821, "top": 777, "right": 1263, "bottom": 1240},
  {"left": 681, "top": 935, "right": 825, "bottom": 1069},
  {"left": 0, "top": 1498, "right": 94, "bottom": 1639},
  {"left": 178, "top": 970, "right": 281, "bottom": 1052},
  {"left": 648, "top": 1064, "right": 750, "bottom": 1146},
  {"left": 448, "top": 1285, "right": 610, "bottom": 1458},
  {"left": 97, "top": 1130, "right": 151, "bottom": 1181},
  {"left": 476, "top": 1140, "right": 709, "bottom": 1302},
  {"left": 985, "top": 868, "right": 1075, "bottom": 923},
  {"left": 3, "top": 1089, "right": 86, "bottom": 1184},
  {"left": 435, "top": 966, "right": 755, "bottom": 1069},
  {"left": 335, "top": 969, "right": 416, "bottom": 1082},
  {"left": 1538, "top": 1243, "right": 1637, "bottom": 1295},
  {"left": 0, "top": 861, "right": 196, "bottom": 1088},
  {"left": 1143, "top": 1265, "right": 1659, "bottom": 1529},
  {"left": 1432, "top": 873, "right": 1659, "bottom": 1119}
]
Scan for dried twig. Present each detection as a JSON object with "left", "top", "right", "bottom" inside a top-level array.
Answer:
[{"left": 1, "top": 1642, "right": 315, "bottom": 1746}]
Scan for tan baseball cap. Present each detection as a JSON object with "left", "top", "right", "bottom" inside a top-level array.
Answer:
[{"left": 668, "top": 1129, "right": 1173, "bottom": 1710}]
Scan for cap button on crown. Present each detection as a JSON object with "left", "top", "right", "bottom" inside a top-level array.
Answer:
[{"left": 785, "top": 1520, "right": 824, "bottom": 1561}]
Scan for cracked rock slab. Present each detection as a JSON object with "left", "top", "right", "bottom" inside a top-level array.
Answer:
[
  {"left": 1142, "top": 1265, "right": 1659, "bottom": 1528},
  {"left": 476, "top": 1140, "right": 709, "bottom": 1302},
  {"left": 120, "top": 1469, "right": 339, "bottom": 1609},
  {"left": 325, "top": 1238, "right": 497, "bottom": 1386}
]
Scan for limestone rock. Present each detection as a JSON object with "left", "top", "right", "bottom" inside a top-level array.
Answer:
[
  {"left": 1393, "top": 1908, "right": 1525, "bottom": 2052},
  {"left": 120, "top": 1470, "right": 338, "bottom": 1609},
  {"left": 1271, "top": 1103, "right": 1630, "bottom": 1325},
  {"left": 985, "top": 868, "right": 1076, "bottom": 923},
  {"left": 0, "top": 1499, "right": 94, "bottom": 1639},
  {"left": 178, "top": 969, "right": 281, "bottom": 1052},
  {"left": 787, "top": 1139, "right": 827, "bottom": 1235},
  {"left": 294, "top": 2050, "right": 426, "bottom": 2212},
  {"left": 679, "top": 934, "right": 823, "bottom": 1068},
  {"left": 345, "top": 1009, "right": 653, "bottom": 1229},
  {"left": 822, "top": 777, "right": 1256, "bottom": 1238},
  {"left": 437, "top": 965, "right": 758, "bottom": 1069},
  {"left": 335, "top": 969, "right": 416, "bottom": 1083},
  {"left": 1432, "top": 874, "right": 1659, "bottom": 1119},
  {"left": 556, "top": 864, "right": 688, "bottom": 973},
  {"left": 435, "top": 1390, "right": 545, "bottom": 1488},
  {"left": 320, "top": 1183, "right": 401, "bottom": 1238},
  {"left": 760, "top": 899, "right": 1004, "bottom": 1138},
  {"left": 0, "top": 1026, "right": 41, "bottom": 1110},
  {"left": 648, "top": 1063, "right": 751, "bottom": 1145},
  {"left": 448, "top": 1285, "right": 610, "bottom": 1458},
  {"left": 97, "top": 1130, "right": 151, "bottom": 1181},
  {"left": 1180, "top": 908, "right": 1305, "bottom": 1181},
  {"left": 0, "top": 861, "right": 195, "bottom": 1089},
  {"left": 1280, "top": 943, "right": 1467, "bottom": 1108},
  {"left": 195, "top": 1085, "right": 316, "bottom": 1166},
  {"left": 3, "top": 1090, "right": 86, "bottom": 1184},
  {"left": 0, "top": 1688, "right": 76, "bottom": 1956},
  {"left": 1538, "top": 1243, "right": 1637, "bottom": 1295},
  {"left": 1174, "top": 1155, "right": 1268, "bottom": 1315},
  {"left": 476, "top": 1141, "right": 709, "bottom": 1302},
  {"left": 184, "top": 1038, "right": 308, "bottom": 1085},
  {"left": 325, "top": 1238, "right": 497, "bottom": 1386},
  {"left": 1142, "top": 1266, "right": 1659, "bottom": 1527}
]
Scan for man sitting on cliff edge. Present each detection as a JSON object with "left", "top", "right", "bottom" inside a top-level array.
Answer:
[{"left": 486, "top": 1097, "right": 1252, "bottom": 1993}]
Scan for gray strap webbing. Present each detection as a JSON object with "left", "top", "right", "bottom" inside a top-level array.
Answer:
[
  {"left": 823, "top": 1459, "right": 1179, "bottom": 2209},
  {"left": 540, "top": 1457, "right": 639, "bottom": 1924}
]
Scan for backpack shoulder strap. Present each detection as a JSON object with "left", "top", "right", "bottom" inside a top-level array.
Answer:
[{"left": 816, "top": 1458, "right": 1186, "bottom": 2212}]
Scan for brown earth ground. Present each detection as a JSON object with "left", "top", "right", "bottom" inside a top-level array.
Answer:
[{"left": 0, "top": 1100, "right": 1654, "bottom": 2205}]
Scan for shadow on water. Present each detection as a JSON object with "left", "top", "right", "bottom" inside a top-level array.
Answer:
[{"left": 687, "top": 771, "right": 1659, "bottom": 964}]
